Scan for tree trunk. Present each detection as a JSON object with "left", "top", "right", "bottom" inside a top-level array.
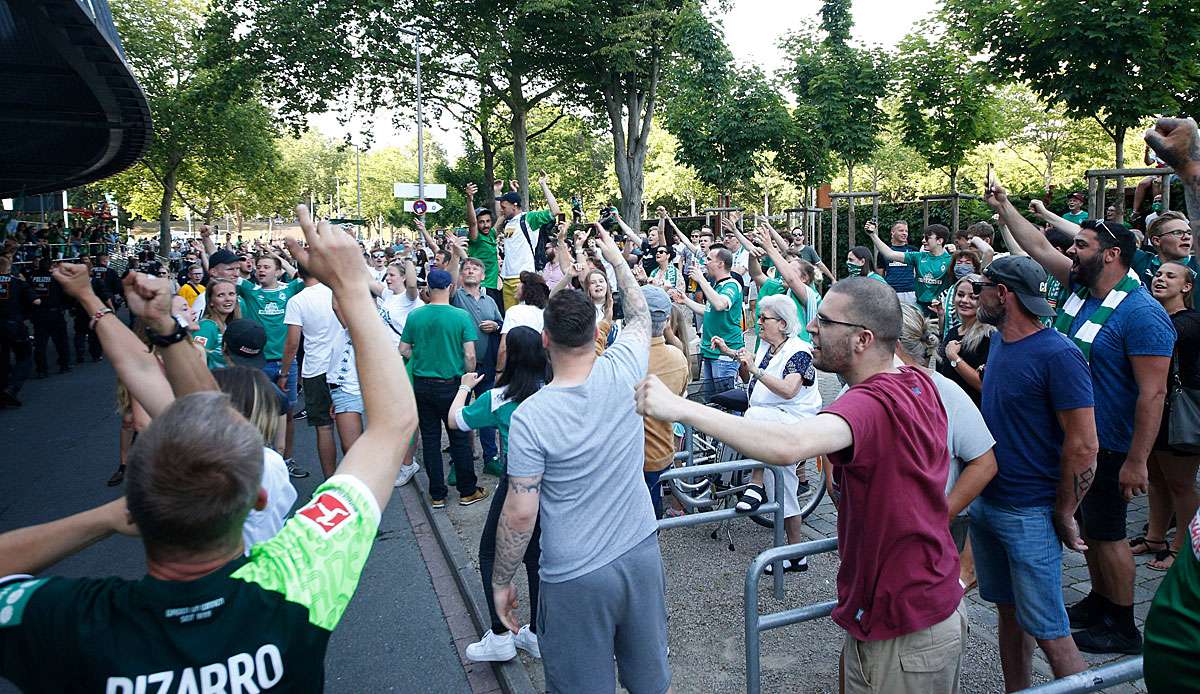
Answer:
[
  {"left": 158, "top": 166, "right": 178, "bottom": 256},
  {"left": 846, "top": 162, "right": 856, "bottom": 237},
  {"left": 605, "top": 62, "right": 660, "bottom": 230},
  {"left": 949, "top": 166, "right": 959, "bottom": 194},
  {"left": 1114, "top": 126, "right": 1127, "bottom": 213},
  {"left": 511, "top": 105, "right": 530, "bottom": 209}
]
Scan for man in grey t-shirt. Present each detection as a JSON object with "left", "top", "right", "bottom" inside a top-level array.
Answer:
[{"left": 490, "top": 223, "right": 670, "bottom": 693}]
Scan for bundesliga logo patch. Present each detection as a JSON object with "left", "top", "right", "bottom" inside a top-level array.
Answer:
[{"left": 298, "top": 491, "right": 355, "bottom": 535}]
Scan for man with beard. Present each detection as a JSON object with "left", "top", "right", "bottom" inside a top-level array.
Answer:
[
  {"left": 987, "top": 178, "right": 1175, "bottom": 655},
  {"left": 970, "top": 256, "right": 1096, "bottom": 689},
  {"left": 638, "top": 277, "right": 967, "bottom": 694}
]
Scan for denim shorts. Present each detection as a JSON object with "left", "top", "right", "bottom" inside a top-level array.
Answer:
[
  {"left": 330, "top": 386, "right": 364, "bottom": 415},
  {"left": 969, "top": 497, "right": 1070, "bottom": 640},
  {"left": 262, "top": 360, "right": 298, "bottom": 411}
]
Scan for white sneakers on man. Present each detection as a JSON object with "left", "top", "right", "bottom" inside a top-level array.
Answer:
[
  {"left": 393, "top": 462, "right": 420, "bottom": 488},
  {"left": 465, "top": 624, "right": 540, "bottom": 662}
]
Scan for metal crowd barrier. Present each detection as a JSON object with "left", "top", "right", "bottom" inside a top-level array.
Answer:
[
  {"left": 744, "top": 537, "right": 840, "bottom": 694},
  {"left": 656, "top": 459, "right": 789, "bottom": 600},
  {"left": 1017, "top": 656, "right": 1143, "bottom": 693}
]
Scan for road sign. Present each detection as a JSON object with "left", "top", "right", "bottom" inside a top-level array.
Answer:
[
  {"left": 413, "top": 199, "right": 427, "bottom": 215},
  {"left": 393, "top": 182, "right": 446, "bottom": 199},
  {"left": 403, "top": 199, "right": 442, "bottom": 214}
]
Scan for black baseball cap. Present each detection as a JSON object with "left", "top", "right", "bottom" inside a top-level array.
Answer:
[
  {"left": 498, "top": 192, "right": 521, "bottom": 205},
  {"left": 209, "top": 249, "right": 240, "bottom": 268},
  {"left": 223, "top": 319, "right": 267, "bottom": 368},
  {"left": 983, "top": 256, "right": 1056, "bottom": 318}
]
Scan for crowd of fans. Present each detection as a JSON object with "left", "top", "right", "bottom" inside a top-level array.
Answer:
[{"left": 0, "top": 118, "right": 1199, "bottom": 693}]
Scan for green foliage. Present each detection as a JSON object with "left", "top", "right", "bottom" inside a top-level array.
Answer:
[
  {"left": 895, "top": 28, "right": 1003, "bottom": 189},
  {"left": 662, "top": 15, "right": 791, "bottom": 192},
  {"left": 944, "top": 0, "right": 1200, "bottom": 159}
]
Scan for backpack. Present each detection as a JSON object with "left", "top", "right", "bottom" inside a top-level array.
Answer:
[{"left": 519, "top": 215, "right": 551, "bottom": 271}]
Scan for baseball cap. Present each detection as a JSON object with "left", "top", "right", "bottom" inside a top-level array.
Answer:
[
  {"left": 427, "top": 269, "right": 453, "bottom": 289},
  {"left": 641, "top": 285, "right": 671, "bottom": 323},
  {"left": 209, "top": 248, "right": 240, "bottom": 268},
  {"left": 983, "top": 256, "right": 1056, "bottom": 318},
  {"left": 1068, "top": 191, "right": 1085, "bottom": 202},
  {"left": 498, "top": 191, "right": 522, "bottom": 206},
  {"left": 223, "top": 319, "right": 267, "bottom": 368}
]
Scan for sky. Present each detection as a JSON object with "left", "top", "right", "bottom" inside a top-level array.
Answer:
[{"left": 313, "top": 0, "right": 939, "bottom": 160}]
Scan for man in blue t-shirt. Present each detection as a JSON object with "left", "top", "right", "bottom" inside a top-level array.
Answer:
[
  {"left": 989, "top": 183, "right": 1176, "bottom": 656},
  {"left": 973, "top": 256, "right": 1095, "bottom": 690},
  {"left": 870, "top": 220, "right": 916, "bottom": 303}
]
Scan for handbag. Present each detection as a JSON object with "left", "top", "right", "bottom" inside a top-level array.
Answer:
[{"left": 1168, "top": 351, "right": 1200, "bottom": 454}]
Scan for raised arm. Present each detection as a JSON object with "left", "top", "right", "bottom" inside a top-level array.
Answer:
[
  {"left": 464, "top": 183, "right": 481, "bottom": 241},
  {"left": 985, "top": 179, "right": 1071, "bottom": 285},
  {"left": 865, "top": 221, "right": 906, "bottom": 264},
  {"left": 403, "top": 258, "right": 419, "bottom": 300},
  {"left": 596, "top": 223, "right": 649, "bottom": 347},
  {"left": 415, "top": 217, "right": 439, "bottom": 254},
  {"left": 447, "top": 235, "right": 466, "bottom": 289},
  {"left": 538, "top": 172, "right": 561, "bottom": 219},
  {"left": 1028, "top": 199, "right": 1081, "bottom": 236},
  {"left": 124, "top": 272, "right": 218, "bottom": 400},
  {"left": 757, "top": 226, "right": 809, "bottom": 302},
  {"left": 997, "top": 220, "right": 1028, "bottom": 257},
  {"left": 1144, "top": 117, "right": 1200, "bottom": 236},
  {"left": 285, "top": 206, "right": 417, "bottom": 509},
  {"left": 968, "top": 236, "right": 995, "bottom": 267},
  {"left": 1053, "top": 407, "right": 1099, "bottom": 551},
  {"left": 200, "top": 224, "right": 217, "bottom": 256}
]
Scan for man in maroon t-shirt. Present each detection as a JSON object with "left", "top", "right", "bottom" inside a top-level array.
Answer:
[{"left": 636, "top": 277, "right": 966, "bottom": 694}]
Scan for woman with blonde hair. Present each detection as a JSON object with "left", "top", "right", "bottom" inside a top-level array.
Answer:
[
  {"left": 936, "top": 274, "right": 994, "bottom": 404},
  {"left": 193, "top": 278, "right": 241, "bottom": 369}
]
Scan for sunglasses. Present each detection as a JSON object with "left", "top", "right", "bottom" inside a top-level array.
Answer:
[
  {"left": 970, "top": 280, "right": 998, "bottom": 293},
  {"left": 1093, "top": 221, "right": 1118, "bottom": 243}
]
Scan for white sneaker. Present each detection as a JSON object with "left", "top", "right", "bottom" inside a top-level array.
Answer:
[
  {"left": 514, "top": 624, "right": 540, "bottom": 658},
  {"left": 465, "top": 630, "right": 516, "bottom": 662},
  {"left": 393, "top": 462, "right": 420, "bottom": 488}
]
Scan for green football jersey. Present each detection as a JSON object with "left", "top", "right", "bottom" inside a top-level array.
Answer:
[
  {"left": 0, "top": 475, "right": 380, "bottom": 693},
  {"left": 236, "top": 278, "right": 304, "bottom": 360},
  {"left": 1144, "top": 510, "right": 1200, "bottom": 692}
]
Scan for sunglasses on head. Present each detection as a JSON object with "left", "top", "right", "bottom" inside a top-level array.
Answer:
[{"left": 1093, "top": 221, "right": 1118, "bottom": 243}]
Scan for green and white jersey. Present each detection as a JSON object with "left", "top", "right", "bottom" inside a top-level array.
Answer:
[
  {"left": 903, "top": 250, "right": 952, "bottom": 306},
  {"left": 193, "top": 319, "right": 226, "bottom": 369},
  {"left": 0, "top": 475, "right": 380, "bottom": 693},
  {"left": 1145, "top": 509, "right": 1200, "bottom": 691},
  {"left": 237, "top": 278, "right": 304, "bottom": 360}
]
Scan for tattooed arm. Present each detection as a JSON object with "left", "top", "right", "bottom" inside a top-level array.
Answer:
[
  {"left": 1145, "top": 117, "right": 1200, "bottom": 236},
  {"left": 1053, "top": 407, "right": 1099, "bottom": 552},
  {"left": 491, "top": 474, "right": 541, "bottom": 633},
  {"left": 593, "top": 222, "right": 651, "bottom": 348}
]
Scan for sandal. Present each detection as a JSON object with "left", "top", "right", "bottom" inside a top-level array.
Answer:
[
  {"left": 1129, "top": 536, "right": 1167, "bottom": 556},
  {"left": 1149, "top": 548, "right": 1178, "bottom": 572},
  {"left": 764, "top": 557, "right": 809, "bottom": 575},
  {"left": 736, "top": 484, "right": 766, "bottom": 514},
  {"left": 663, "top": 507, "right": 685, "bottom": 519},
  {"left": 106, "top": 465, "right": 126, "bottom": 487}
]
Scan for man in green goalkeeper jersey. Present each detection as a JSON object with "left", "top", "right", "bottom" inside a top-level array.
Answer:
[{"left": 0, "top": 207, "right": 417, "bottom": 692}]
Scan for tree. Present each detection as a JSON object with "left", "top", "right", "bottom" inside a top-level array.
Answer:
[
  {"left": 895, "top": 28, "right": 1002, "bottom": 193},
  {"left": 945, "top": 0, "right": 1200, "bottom": 209},
  {"left": 993, "top": 85, "right": 1112, "bottom": 193},
  {"left": 662, "top": 15, "right": 791, "bottom": 196},
  {"left": 111, "top": 0, "right": 283, "bottom": 252},
  {"left": 780, "top": 2, "right": 890, "bottom": 227}
]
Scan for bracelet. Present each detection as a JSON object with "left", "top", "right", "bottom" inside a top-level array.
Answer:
[
  {"left": 458, "top": 385, "right": 472, "bottom": 392},
  {"left": 89, "top": 308, "right": 114, "bottom": 331}
]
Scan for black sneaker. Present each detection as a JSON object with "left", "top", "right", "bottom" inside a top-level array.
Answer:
[
  {"left": 285, "top": 459, "right": 310, "bottom": 478},
  {"left": 1073, "top": 618, "right": 1142, "bottom": 655},
  {"left": 294, "top": 408, "right": 307, "bottom": 420},
  {"left": 1068, "top": 593, "right": 1105, "bottom": 630}
]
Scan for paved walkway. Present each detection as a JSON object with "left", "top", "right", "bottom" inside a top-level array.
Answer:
[{"left": 0, "top": 345, "right": 484, "bottom": 693}]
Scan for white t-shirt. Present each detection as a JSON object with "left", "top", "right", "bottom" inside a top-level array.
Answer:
[
  {"left": 282, "top": 283, "right": 339, "bottom": 378},
  {"left": 243, "top": 447, "right": 297, "bottom": 554},
  {"left": 500, "top": 214, "right": 538, "bottom": 278},
  {"left": 379, "top": 291, "right": 423, "bottom": 347},
  {"left": 191, "top": 291, "right": 207, "bottom": 319},
  {"left": 502, "top": 303, "right": 544, "bottom": 334},
  {"left": 326, "top": 328, "right": 360, "bottom": 396}
]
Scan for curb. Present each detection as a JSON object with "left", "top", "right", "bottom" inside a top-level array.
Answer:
[{"left": 411, "top": 472, "right": 539, "bottom": 694}]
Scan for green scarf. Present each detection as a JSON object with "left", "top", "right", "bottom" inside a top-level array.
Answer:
[{"left": 1053, "top": 269, "right": 1141, "bottom": 361}]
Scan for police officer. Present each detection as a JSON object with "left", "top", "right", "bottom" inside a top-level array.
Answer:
[
  {"left": 27, "top": 257, "right": 70, "bottom": 377},
  {"left": 0, "top": 254, "right": 32, "bottom": 407}
]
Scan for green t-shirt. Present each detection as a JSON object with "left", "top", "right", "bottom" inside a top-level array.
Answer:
[
  {"left": 193, "top": 319, "right": 226, "bottom": 369},
  {"left": 1039, "top": 273, "right": 1068, "bottom": 328},
  {"left": 401, "top": 304, "right": 479, "bottom": 378},
  {"left": 1144, "top": 511, "right": 1200, "bottom": 691},
  {"left": 0, "top": 475, "right": 380, "bottom": 691},
  {"left": 467, "top": 227, "right": 500, "bottom": 290},
  {"left": 903, "top": 250, "right": 953, "bottom": 305},
  {"left": 755, "top": 277, "right": 812, "bottom": 343},
  {"left": 1131, "top": 248, "right": 1200, "bottom": 289},
  {"left": 700, "top": 277, "right": 744, "bottom": 359},
  {"left": 649, "top": 265, "right": 679, "bottom": 287},
  {"left": 1062, "top": 210, "right": 1088, "bottom": 225},
  {"left": 460, "top": 388, "right": 520, "bottom": 457},
  {"left": 867, "top": 272, "right": 887, "bottom": 284},
  {"left": 236, "top": 278, "right": 304, "bottom": 360}
]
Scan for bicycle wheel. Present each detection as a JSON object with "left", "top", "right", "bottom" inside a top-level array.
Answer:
[{"left": 667, "top": 429, "right": 722, "bottom": 511}]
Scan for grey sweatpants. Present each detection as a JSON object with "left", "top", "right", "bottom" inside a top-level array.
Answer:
[{"left": 536, "top": 533, "right": 671, "bottom": 694}]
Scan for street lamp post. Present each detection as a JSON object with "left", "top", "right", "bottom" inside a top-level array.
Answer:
[{"left": 396, "top": 28, "right": 424, "bottom": 201}]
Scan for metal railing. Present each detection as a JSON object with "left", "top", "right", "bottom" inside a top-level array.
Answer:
[
  {"left": 656, "top": 459, "right": 790, "bottom": 600},
  {"left": 1017, "top": 657, "right": 1143, "bottom": 693},
  {"left": 745, "top": 537, "right": 840, "bottom": 694}
]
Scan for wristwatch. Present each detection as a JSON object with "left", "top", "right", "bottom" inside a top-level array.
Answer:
[
  {"left": 950, "top": 359, "right": 960, "bottom": 369},
  {"left": 145, "top": 315, "right": 190, "bottom": 347}
]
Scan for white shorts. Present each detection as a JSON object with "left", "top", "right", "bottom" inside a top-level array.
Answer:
[{"left": 745, "top": 405, "right": 803, "bottom": 519}]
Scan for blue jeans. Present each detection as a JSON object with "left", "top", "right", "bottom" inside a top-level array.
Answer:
[
  {"left": 644, "top": 469, "right": 665, "bottom": 520},
  {"left": 701, "top": 356, "right": 739, "bottom": 403},
  {"left": 969, "top": 497, "right": 1070, "bottom": 640},
  {"left": 262, "top": 359, "right": 298, "bottom": 411}
]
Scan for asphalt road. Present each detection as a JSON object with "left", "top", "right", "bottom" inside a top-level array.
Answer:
[{"left": 0, "top": 348, "right": 470, "bottom": 693}]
